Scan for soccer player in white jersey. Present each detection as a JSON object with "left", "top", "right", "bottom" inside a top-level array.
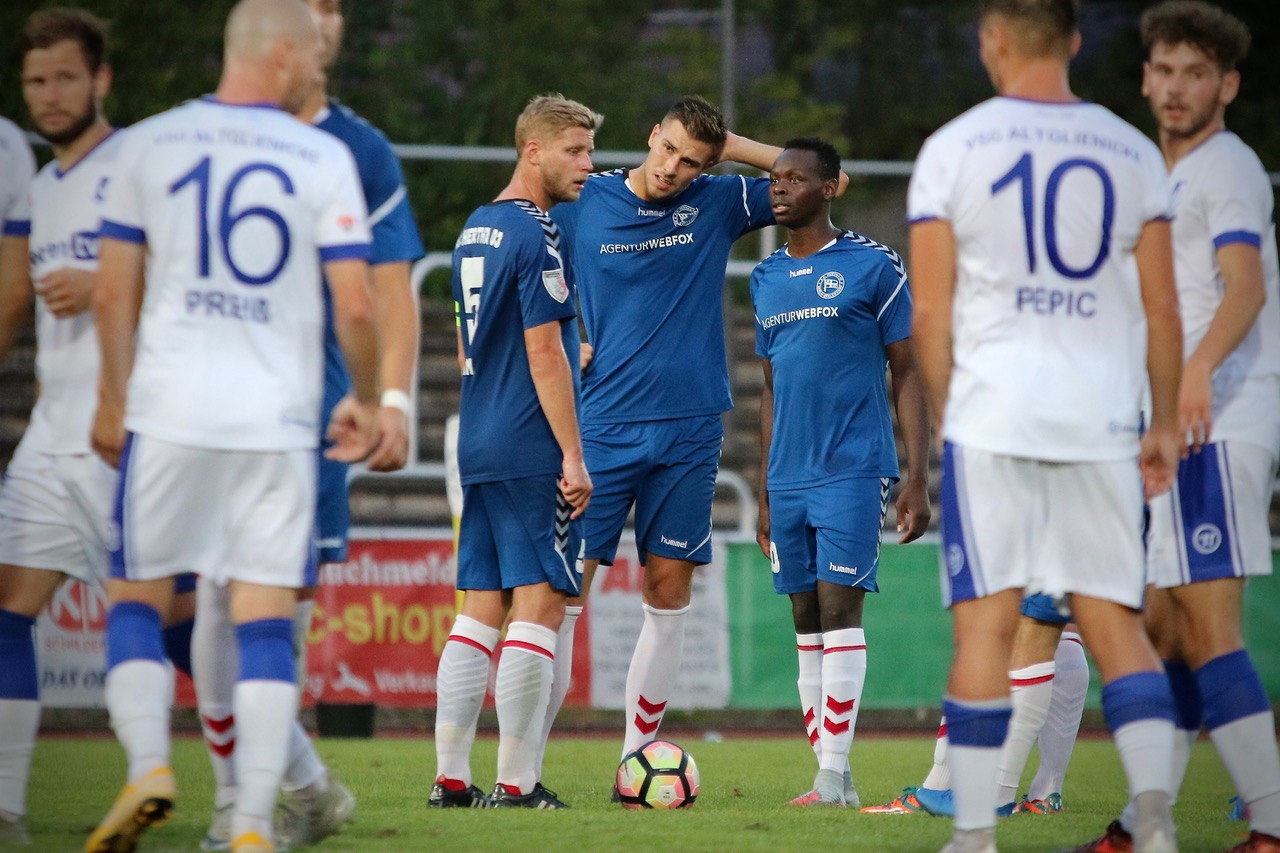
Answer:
[
  {"left": 1077, "top": 5, "right": 1280, "bottom": 853},
  {"left": 0, "top": 10, "right": 117, "bottom": 845},
  {"left": 84, "top": 1, "right": 379, "bottom": 851},
  {"left": 189, "top": 0, "right": 423, "bottom": 846},
  {"left": 431, "top": 93, "right": 596, "bottom": 809},
  {"left": 909, "top": 2, "right": 1185, "bottom": 852},
  {"left": 751, "top": 138, "right": 931, "bottom": 807}
]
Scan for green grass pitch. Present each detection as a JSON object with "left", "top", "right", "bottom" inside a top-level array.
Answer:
[{"left": 28, "top": 732, "right": 1247, "bottom": 852}]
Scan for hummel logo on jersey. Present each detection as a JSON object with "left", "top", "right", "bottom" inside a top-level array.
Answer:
[
  {"left": 816, "top": 271, "right": 845, "bottom": 299},
  {"left": 637, "top": 208, "right": 664, "bottom": 217},
  {"left": 789, "top": 267, "right": 813, "bottom": 278},
  {"left": 672, "top": 205, "right": 698, "bottom": 227}
]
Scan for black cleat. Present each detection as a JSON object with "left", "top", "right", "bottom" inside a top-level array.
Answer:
[
  {"left": 487, "top": 782, "right": 569, "bottom": 809},
  {"left": 428, "top": 777, "right": 487, "bottom": 808}
]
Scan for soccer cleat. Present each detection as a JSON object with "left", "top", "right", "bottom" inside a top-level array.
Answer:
[
  {"left": 913, "top": 786, "right": 956, "bottom": 817},
  {"left": 199, "top": 803, "right": 232, "bottom": 851},
  {"left": 860, "top": 786, "right": 927, "bottom": 814},
  {"left": 996, "top": 800, "right": 1017, "bottom": 818},
  {"left": 487, "top": 782, "right": 568, "bottom": 809},
  {"left": 1063, "top": 819, "right": 1134, "bottom": 853},
  {"left": 427, "top": 776, "right": 487, "bottom": 808},
  {"left": 1014, "top": 792, "right": 1064, "bottom": 815},
  {"left": 1230, "top": 795, "right": 1250, "bottom": 822},
  {"left": 0, "top": 812, "right": 29, "bottom": 844},
  {"left": 843, "top": 769, "right": 861, "bottom": 809},
  {"left": 609, "top": 783, "right": 621, "bottom": 804},
  {"left": 277, "top": 774, "right": 355, "bottom": 847},
  {"left": 85, "top": 766, "right": 176, "bottom": 853},
  {"left": 788, "top": 788, "right": 845, "bottom": 807},
  {"left": 229, "top": 831, "right": 274, "bottom": 853},
  {"left": 1223, "top": 831, "right": 1280, "bottom": 853}
]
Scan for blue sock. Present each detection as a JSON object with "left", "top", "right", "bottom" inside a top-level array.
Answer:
[
  {"left": 1101, "top": 671, "right": 1176, "bottom": 731},
  {"left": 1164, "top": 660, "right": 1202, "bottom": 732},
  {"left": 105, "top": 601, "right": 165, "bottom": 669},
  {"left": 942, "top": 698, "right": 1012, "bottom": 747},
  {"left": 0, "top": 609, "right": 38, "bottom": 700},
  {"left": 1198, "top": 650, "right": 1270, "bottom": 730},
  {"left": 163, "top": 618, "right": 194, "bottom": 677},
  {"left": 236, "top": 618, "right": 295, "bottom": 684}
]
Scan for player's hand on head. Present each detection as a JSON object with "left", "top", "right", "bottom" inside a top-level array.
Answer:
[
  {"left": 365, "top": 405, "right": 410, "bottom": 472},
  {"left": 558, "top": 457, "right": 592, "bottom": 519},
  {"left": 895, "top": 482, "right": 932, "bottom": 544},
  {"left": 1139, "top": 426, "right": 1181, "bottom": 500},
  {"left": 90, "top": 401, "right": 126, "bottom": 469},
  {"left": 35, "top": 268, "right": 95, "bottom": 319},
  {"left": 1177, "top": 362, "right": 1213, "bottom": 456},
  {"left": 324, "top": 395, "right": 379, "bottom": 463}
]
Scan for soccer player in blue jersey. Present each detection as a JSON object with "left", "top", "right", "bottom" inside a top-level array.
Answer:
[
  {"left": 910, "top": 2, "right": 1185, "bottom": 852},
  {"left": 188, "top": 0, "right": 424, "bottom": 846},
  {"left": 750, "top": 138, "right": 929, "bottom": 808},
  {"left": 430, "top": 93, "right": 597, "bottom": 810},
  {"left": 551, "top": 96, "right": 848, "bottom": 768},
  {"left": 1077, "top": 5, "right": 1280, "bottom": 853}
]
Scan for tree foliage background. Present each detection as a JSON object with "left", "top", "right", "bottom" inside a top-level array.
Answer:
[{"left": 3, "top": 0, "right": 1278, "bottom": 298}]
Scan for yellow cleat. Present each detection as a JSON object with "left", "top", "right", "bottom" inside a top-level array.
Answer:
[
  {"left": 229, "top": 830, "right": 275, "bottom": 853},
  {"left": 85, "top": 766, "right": 175, "bottom": 853}
]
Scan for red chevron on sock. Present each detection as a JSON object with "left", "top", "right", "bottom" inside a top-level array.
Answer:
[
  {"left": 634, "top": 714, "right": 661, "bottom": 736},
  {"left": 808, "top": 728, "right": 819, "bottom": 745},
  {"left": 637, "top": 695, "right": 667, "bottom": 716},
  {"left": 803, "top": 707, "right": 815, "bottom": 725},
  {"left": 209, "top": 738, "right": 235, "bottom": 758},
  {"left": 826, "top": 696, "right": 855, "bottom": 715},
  {"left": 823, "top": 717, "right": 850, "bottom": 736},
  {"left": 201, "top": 714, "right": 234, "bottom": 734}
]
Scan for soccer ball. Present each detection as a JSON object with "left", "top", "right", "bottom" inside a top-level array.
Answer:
[{"left": 615, "top": 739, "right": 699, "bottom": 809}]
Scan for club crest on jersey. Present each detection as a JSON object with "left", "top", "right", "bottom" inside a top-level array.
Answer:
[
  {"left": 672, "top": 205, "right": 698, "bottom": 227},
  {"left": 816, "top": 271, "right": 844, "bottom": 299},
  {"left": 542, "top": 268, "right": 570, "bottom": 303}
]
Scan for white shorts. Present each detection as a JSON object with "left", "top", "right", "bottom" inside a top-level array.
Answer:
[
  {"left": 1147, "top": 441, "right": 1277, "bottom": 589},
  {"left": 0, "top": 443, "right": 115, "bottom": 583},
  {"left": 939, "top": 442, "right": 1146, "bottom": 609},
  {"left": 113, "top": 434, "right": 316, "bottom": 588}
]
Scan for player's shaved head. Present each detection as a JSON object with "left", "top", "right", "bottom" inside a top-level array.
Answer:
[
  {"left": 224, "top": 0, "right": 318, "bottom": 61},
  {"left": 982, "top": 0, "right": 1078, "bottom": 59}
]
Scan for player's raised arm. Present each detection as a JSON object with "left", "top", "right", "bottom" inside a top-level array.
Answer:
[
  {"left": 90, "top": 236, "right": 145, "bottom": 468},
  {"left": 719, "top": 131, "right": 850, "bottom": 196}
]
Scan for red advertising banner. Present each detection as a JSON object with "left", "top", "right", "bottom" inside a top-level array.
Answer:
[{"left": 303, "top": 536, "right": 592, "bottom": 709}]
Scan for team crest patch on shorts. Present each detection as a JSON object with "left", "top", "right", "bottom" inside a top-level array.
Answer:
[{"left": 543, "top": 268, "right": 569, "bottom": 303}]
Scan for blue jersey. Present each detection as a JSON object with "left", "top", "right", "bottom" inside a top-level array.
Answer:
[
  {"left": 553, "top": 169, "right": 772, "bottom": 424},
  {"left": 453, "top": 199, "right": 579, "bottom": 484},
  {"left": 752, "top": 231, "right": 912, "bottom": 489},
  {"left": 317, "top": 99, "right": 424, "bottom": 422}
]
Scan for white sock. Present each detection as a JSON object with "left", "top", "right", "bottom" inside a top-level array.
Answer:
[
  {"left": 534, "top": 605, "right": 581, "bottom": 780},
  {"left": 1114, "top": 718, "right": 1174, "bottom": 800},
  {"left": 622, "top": 603, "right": 689, "bottom": 757},
  {"left": 1170, "top": 727, "right": 1197, "bottom": 803},
  {"left": 106, "top": 660, "right": 172, "bottom": 784},
  {"left": 922, "top": 715, "right": 951, "bottom": 790},
  {"left": 434, "top": 615, "right": 499, "bottom": 786},
  {"left": 232, "top": 679, "right": 297, "bottom": 841},
  {"left": 818, "top": 628, "right": 866, "bottom": 774},
  {"left": 282, "top": 721, "right": 327, "bottom": 793},
  {"left": 795, "top": 633, "right": 823, "bottom": 767},
  {"left": 495, "top": 622, "right": 556, "bottom": 795},
  {"left": 1028, "top": 633, "right": 1087, "bottom": 800},
  {"left": 997, "top": 661, "right": 1055, "bottom": 805},
  {"left": 950, "top": 742, "right": 1003, "bottom": 831},
  {"left": 0, "top": 700, "right": 39, "bottom": 817},
  {"left": 193, "top": 576, "right": 239, "bottom": 807},
  {"left": 1210, "top": 712, "right": 1280, "bottom": 836}
]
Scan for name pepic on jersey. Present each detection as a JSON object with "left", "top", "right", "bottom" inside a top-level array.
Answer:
[
  {"left": 453, "top": 199, "right": 579, "bottom": 484},
  {"left": 752, "top": 232, "right": 911, "bottom": 489},
  {"left": 908, "top": 97, "right": 1171, "bottom": 462},
  {"left": 314, "top": 99, "right": 424, "bottom": 426},
  {"left": 1168, "top": 132, "right": 1280, "bottom": 423},
  {"left": 98, "top": 97, "right": 371, "bottom": 451},
  {"left": 4, "top": 131, "right": 123, "bottom": 454},
  {"left": 552, "top": 169, "right": 773, "bottom": 425}
]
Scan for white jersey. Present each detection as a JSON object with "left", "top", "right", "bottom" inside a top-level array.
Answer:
[
  {"left": 908, "top": 97, "right": 1172, "bottom": 461},
  {"left": 5, "top": 132, "right": 123, "bottom": 454},
  {"left": 98, "top": 98, "right": 371, "bottom": 451},
  {"left": 1168, "top": 131, "right": 1280, "bottom": 449},
  {"left": 0, "top": 116, "right": 35, "bottom": 223}
]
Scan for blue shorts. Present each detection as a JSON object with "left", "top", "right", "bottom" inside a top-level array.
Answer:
[
  {"left": 767, "top": 477, "right": 890, "bottom": 595},
  {"left": 581, "top": 415, "right": 722, "bottom": 567},
  {"left": 173, "top": 573, "right": 197, "bottom": 595},
  {"left": 1020, "top": 592, "right": 1070, "bottom": 625},
  {"left": 314, "top": 452, "right": 350, "bottom": 564},
  {"left": 458, "top": 474, "right": 582, "bottom": 595}
]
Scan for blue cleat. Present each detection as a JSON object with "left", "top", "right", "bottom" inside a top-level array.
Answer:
[
  {"left": 1230, "top": 795, "right": 1250, "bottom": 822},
  {"left": 996, "top": 800, "right": 1017, "bottom": 818},
  {"left": 913, "top": 786, "right": 955, "bottom": 817}
]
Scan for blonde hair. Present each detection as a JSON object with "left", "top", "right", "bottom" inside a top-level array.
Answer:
[{"left": 514, "top": 93, "right": 603, "bottom": 155}]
